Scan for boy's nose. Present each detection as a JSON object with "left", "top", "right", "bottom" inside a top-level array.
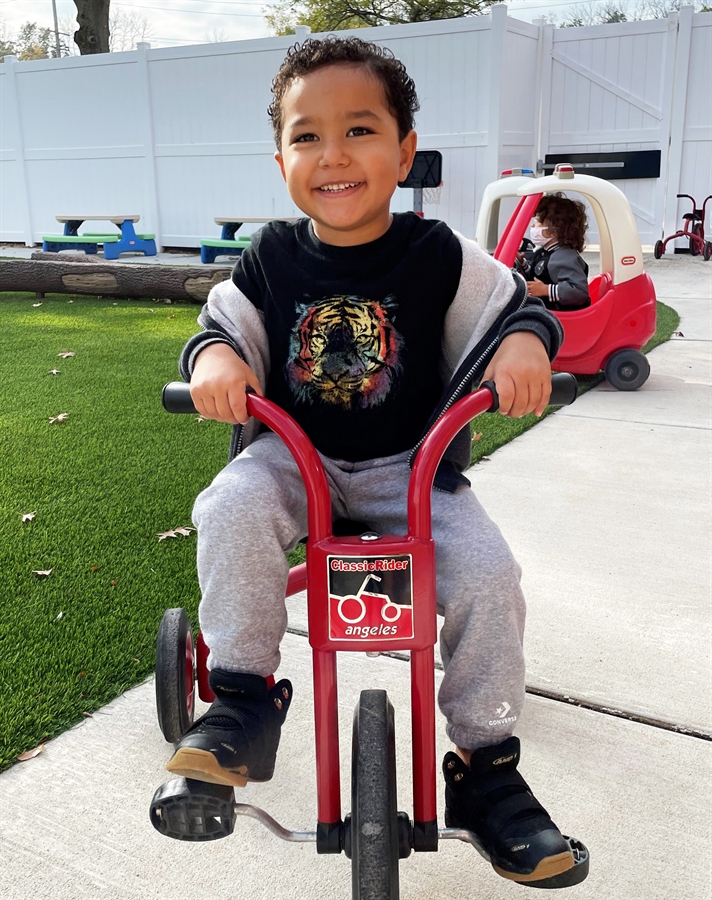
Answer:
[{"left": 319, "top": 139, "right": 350, "bottom": 167}]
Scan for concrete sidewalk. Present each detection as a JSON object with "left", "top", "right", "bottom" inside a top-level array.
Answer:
[{"left": 1, "top": 256, "right": 710, "bottom": 900}]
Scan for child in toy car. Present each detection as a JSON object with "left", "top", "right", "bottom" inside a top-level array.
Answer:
[{"left": 518, "top": 194, "right": 590, "bottom": 311}]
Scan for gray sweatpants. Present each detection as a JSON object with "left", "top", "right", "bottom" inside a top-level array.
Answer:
[{"left": 192, "top": 433, "right": 526, "bottom": 750}]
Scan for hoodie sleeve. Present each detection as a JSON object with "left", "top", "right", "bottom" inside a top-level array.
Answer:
[
  {"left": 498, "top": 289, "right": 564, "bottom": 361},
  {"left": 177, "top": 277, "right": 271, "bottom": 392}
]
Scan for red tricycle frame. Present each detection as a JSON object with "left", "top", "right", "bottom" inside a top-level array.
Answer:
[{"left": 155, "top": 375, "right": 588, "bottom": 893}]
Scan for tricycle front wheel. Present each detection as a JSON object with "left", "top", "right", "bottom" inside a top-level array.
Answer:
[{"left": 351, "top": 690, "right": 400, "bottom": 899}]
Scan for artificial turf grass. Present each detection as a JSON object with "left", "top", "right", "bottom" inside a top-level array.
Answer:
[
  {"left": 0, "top": 294, "right": 230, "bottom": 770},
  {"left": 0, "top": 293, "right": 679, "bottom": 769},
  {"left": 469, "top": 300, "right": 680, "bottom": 464}
]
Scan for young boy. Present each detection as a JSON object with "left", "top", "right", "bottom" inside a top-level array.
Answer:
[
  {"left": 518, "top": 194, "right": 591, "bottom": 310},
  {"left": 168, "top": 37, "right": 577, "bottom": 884}
]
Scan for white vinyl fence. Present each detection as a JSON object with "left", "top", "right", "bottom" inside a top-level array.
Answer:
[{"left": 0, "top": 4, "right": 709, "bottom": 249}]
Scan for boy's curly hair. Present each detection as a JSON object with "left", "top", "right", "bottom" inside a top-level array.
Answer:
[
  {"left": 268, "top": 37, "right": 420, "bottom": 147},
  {"left": 535, "top": 194, "right": 588, "bottom": 253}
]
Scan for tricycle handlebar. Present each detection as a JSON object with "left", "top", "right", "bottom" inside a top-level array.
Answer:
[
  {"left": 161, "top": 373, "right": 577, "bottom": 417},
  {"left": 162, "top": 373, "right": 577, "bottom": 541}
]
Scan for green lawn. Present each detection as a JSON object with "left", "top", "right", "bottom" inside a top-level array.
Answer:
[{"left": 0, "top": 293, "right": 678, "bottom": 770}]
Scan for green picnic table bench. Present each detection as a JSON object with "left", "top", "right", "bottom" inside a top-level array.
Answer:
[
  {"left": 200, "top": 216, "right": 299, "bottom": 263},
  {"left": 42, "top": 215, "right": 156, "bottom": 258}
]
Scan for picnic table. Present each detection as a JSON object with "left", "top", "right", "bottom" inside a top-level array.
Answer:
[
  {"left": 42, "top": 215, "right": 156, "bottom": 259},
  {"left": 201, "top": 215, "right": 300, "bottom": 263}
]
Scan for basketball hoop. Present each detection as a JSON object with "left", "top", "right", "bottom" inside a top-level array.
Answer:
[{"left": 423, "top": 184, "right": 442, "bottom": 205}]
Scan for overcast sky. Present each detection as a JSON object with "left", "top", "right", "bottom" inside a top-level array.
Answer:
[{"left": 0, "top": 0, "right": 665, "bottom": 49}]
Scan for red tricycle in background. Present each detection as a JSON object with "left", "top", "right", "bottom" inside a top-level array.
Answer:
[
  {"left": 476, "top": 165, "right": 657, "bottom": 391},
  {"left": 150, "top": 376, "right": 589, "bottom": 899},
  {"left": 654, "top": 193, "right": 712, "bottom": 261}
]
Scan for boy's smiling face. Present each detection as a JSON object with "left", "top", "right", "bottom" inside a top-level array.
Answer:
[{"left": 275, "top": 63, "right": 417, "bottom": 246}]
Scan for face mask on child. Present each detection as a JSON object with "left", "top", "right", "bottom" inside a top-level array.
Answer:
[{"left": 529, "top": 224, "right": 551, "bottom": 247}]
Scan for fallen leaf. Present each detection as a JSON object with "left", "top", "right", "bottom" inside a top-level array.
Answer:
[
  {"left": 480, "top": 456, "right": 491, "bottom": 462},
  {"left": 32, "top": 568, "right": 53, "bottom": 576},
  {"left": 196, "top": 415, "right": 206, "bottom": 423},
  {"left": 68, "top": 300, "right": 74, "bottom": 303},
  {"left": 173, "top": 526, "right": 195, "bottom": 536},
  {"left": 21, "top": 511, "right": 36, "bottom": 523},
  {"left": 82, "top": 711, "right": 93, "bottom": 718},
  {"left": 49, "top": 413, "right": 69, "bottom": 424},
  {"left": 167, "top": 313, "right": 175, "bottom": 319},
  {"left": 56, "top": 611, "right": 63, "bottom": 620},
  {"left": 148, "top": 308, "right": 155, "bottom": 313},
  {"left": 78, "top": 671, "right": 86, "bottom": 677},
  {"left": 673, "top": 330, "right": 685, "bottom": 337},
  {"left": 110, "top": 580, "right": 117, "bottom": 586},
  {"left": 17, "top": 745, "right": 45, "bottom": 761},
  {"left": 157, "top": 530, "right": 177, "bottom": 541},
  {"left": 32, "top": 302, "right": 43, "bottom": 307},
  {"left": 132, "top": 658, "right": 140, "bottom": 664},
  {"left": 113, "top": 303, "right": 118, "bottom": 306},
  {"left": 57, "top": 351, "right": 75, "bottom": 358},
  {"left": 47, "top": 369, "right": 61, "bottom": 376},
  {"left": 471, "top": 432, "right": 483, "bottom": 443},
  {"left": 90, "top": 565, "right": 100, "bottom": 572}
]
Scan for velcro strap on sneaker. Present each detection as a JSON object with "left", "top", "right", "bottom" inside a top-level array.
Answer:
[{"left": 484, "top": 791, "right": 550, "bottom": 835}]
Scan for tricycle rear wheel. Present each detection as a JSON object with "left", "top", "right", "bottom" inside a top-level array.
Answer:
[
  {"left": 654, "top": 239, "right": 664, "bottom": 259},
  {"left": 351, "top": 690, "right": 400, "bottom": 899},
  {"left": 155, "top": 607, "right": 196, "bottom": 743}
]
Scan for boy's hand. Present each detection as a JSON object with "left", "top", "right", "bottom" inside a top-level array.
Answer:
[
  {"left": 190, "top": 343, "right": 262, "bottom": 425},
  {"left": 482, "top": 332, "right": 552, "bottom": 418},
  {"left": 526, "top": 278, "right": 549, "bottom": 298}
]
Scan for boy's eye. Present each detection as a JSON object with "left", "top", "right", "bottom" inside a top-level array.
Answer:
[
  {"left": 293, "top": 133, "right": 318, "bottom": 143},
  {"left": 348, "top": 126, "right": 373, "bottom": 137}
]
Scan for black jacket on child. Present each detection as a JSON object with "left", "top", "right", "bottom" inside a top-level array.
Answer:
[{"left": 522, "top": 243, "right": 590, "bottom": 311}]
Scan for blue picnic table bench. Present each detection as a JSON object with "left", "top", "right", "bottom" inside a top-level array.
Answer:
[
  {"left": 201, "top": 216, "right": 299, "bottom": 263},
  {"left": 42, "top": 215, "right": 156, "bottom": 259}
]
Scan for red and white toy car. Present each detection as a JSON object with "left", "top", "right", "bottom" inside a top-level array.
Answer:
[{"left": 476, "top": 165, "right": 657, "bottom": 391}]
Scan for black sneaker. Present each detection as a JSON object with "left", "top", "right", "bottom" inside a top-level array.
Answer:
[
  {"left": 443, "top": 737, "right": 575, "bottom": 884},
  {"left": 166, "top": 670, "right": 292, "bottom": 788}
]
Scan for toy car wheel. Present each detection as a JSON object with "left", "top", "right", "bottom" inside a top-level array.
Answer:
[
  {"left": 604, "top": 349, "right": 650, "bottom": 392},
  {"left": 351, "top": 690, "right": 400, "bottom": 899},
  {"left": 654, "top": 240, "right": 664, "bottom": 259},
  {"left": 155, "top": 608, "right": 196, "bottom": 743},
  {"left": 704, "top": 241, "right": 712, "bottom": 262},
  {"left": 691, "top": 224, "right": 702, "bottom": 256}
]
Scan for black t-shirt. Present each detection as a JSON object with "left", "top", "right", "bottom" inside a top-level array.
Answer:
[{"left": 232, "top": 213, "right": 462, "bottom": 462}]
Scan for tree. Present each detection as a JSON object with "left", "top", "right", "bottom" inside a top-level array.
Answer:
[
  {"left": 73, "top": 0, "right": 110, "bottom": 54},
  {"left": 265, "top": 0, "right": 498, "bottom": 35},
  {"left": 109, "top": 8, "right": 153, "bottom": 52}
]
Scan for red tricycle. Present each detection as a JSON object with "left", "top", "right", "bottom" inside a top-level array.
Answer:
[
  {"left": 149, "top": 374, "right": 588, "bottom": 897},
  {"left": 654, "top": 193, "right": 712, "bottom": 260},
  {"left": 477, "top": 164, "right": 658, "bottom": 391}
]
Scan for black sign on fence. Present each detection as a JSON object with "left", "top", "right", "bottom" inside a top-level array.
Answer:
[{"left": 541, "top": 150, "right": 661, "bottom": 181}]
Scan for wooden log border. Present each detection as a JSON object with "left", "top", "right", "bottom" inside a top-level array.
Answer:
[{"left": 0, "top": 255, "right": 233, "bottom": 304}]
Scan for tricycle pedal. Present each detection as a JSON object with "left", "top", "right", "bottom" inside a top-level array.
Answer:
[{"left": 149, "top": 776, "right": 236, "bottom": 841}]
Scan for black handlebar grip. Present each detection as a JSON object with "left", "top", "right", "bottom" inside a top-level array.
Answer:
[
  {"left": 483, "top": 371, "right": 578, "bottom": 413},
  {"left": 162, "top": 381, "right": 197, "bottom": 414},
  {"left": 161, "top": 382, "right": 258, "bottom": 415}
]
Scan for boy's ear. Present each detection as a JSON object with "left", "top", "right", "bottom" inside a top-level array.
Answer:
[
  {"left": 274, "top": 150, "right": 287, "bottom": 183},
  {"left": 398, "top": 131, "right": 418, "bottom": 183}
]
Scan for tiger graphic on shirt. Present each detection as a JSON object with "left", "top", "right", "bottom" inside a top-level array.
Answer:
[{"left": 285, "top": 295, "right": 404, "bottom": 409}]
